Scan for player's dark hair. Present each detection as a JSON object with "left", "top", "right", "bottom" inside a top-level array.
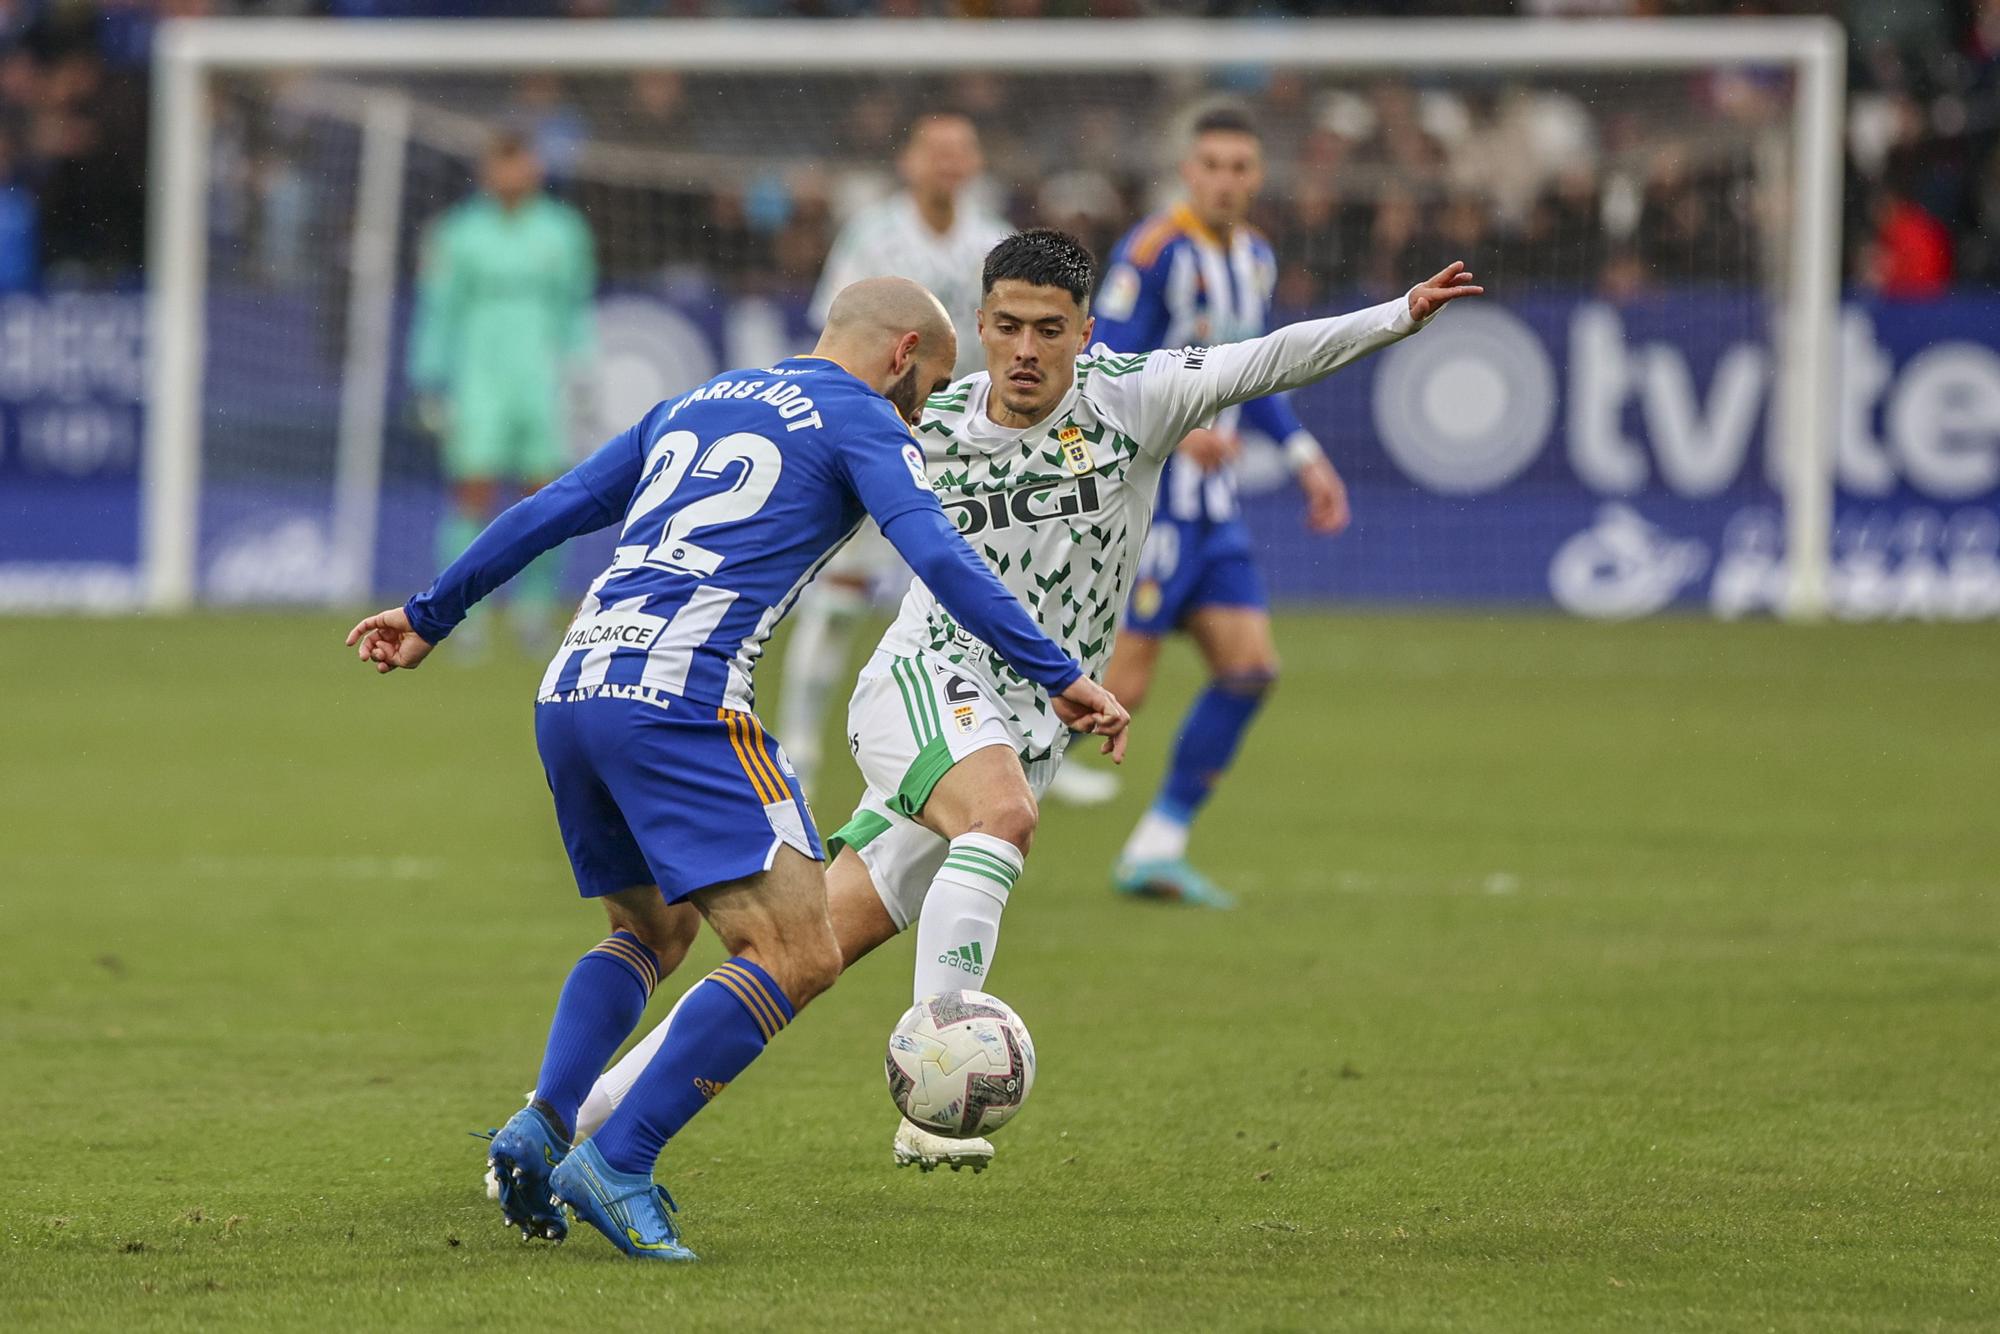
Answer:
[
  {"left": 981, "top": 228, "right": 1097, "bottom": 310},
  {"left": 1190, "top": 102, "right": 1259, "bottom": 142}
]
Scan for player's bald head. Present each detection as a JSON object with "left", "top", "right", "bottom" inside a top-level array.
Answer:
[
  {"left": 822, "top": 276, "right": 956, "bottom": 355},
  {"left": 815, "top": 277, "right": 959, "bottom": 424}
]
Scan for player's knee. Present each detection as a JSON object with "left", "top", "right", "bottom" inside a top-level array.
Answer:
[
  {"left": 601, "top": 892, "right": 700, "bottom": 974},
  {"left": 1214, "top": 665, "right": 1278, "bottom": 700},
  {"left": 781, "top": 925, "right": 844, "bottom": 1007},
  {"left": 976, "top": 792, "right": 1039, "bottom": 856},
  {"left": 621, "top": 903, "right": 700, "bottom": 970}
]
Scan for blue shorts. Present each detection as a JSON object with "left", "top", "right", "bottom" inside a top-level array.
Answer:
[
  {"left": 534, "top": 690, "right": 823, "bottom": 902},
  {"left": 1123, "top": 517, "right": 1268, "bottom": 637}
]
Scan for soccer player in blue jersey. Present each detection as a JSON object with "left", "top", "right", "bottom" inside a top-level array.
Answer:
[
  {"left": 345, "top": 277, "right": 1128, "bottom": 1263},
  {"left": 1088, "top": 103, "right": 1352, "bottom": 908}
]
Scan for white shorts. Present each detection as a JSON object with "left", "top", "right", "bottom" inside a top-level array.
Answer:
[
  {"left": 827, "top": 648, "right": 1060, "bottom": 930},
  {"left": 821, "top": 520, "right": 912, "bottom": 604}
]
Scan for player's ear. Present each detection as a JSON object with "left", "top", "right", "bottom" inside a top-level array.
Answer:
[
  {"left": 891, "top": 330, "right": 921, "bottom": 376},
  {"left": 1078, "top": 313, "right": 1095, "bottom": 349}
]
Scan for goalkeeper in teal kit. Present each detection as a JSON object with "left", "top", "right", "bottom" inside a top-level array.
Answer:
[{"left": 407, "top": 131, "right": 596, "bottom": 641}]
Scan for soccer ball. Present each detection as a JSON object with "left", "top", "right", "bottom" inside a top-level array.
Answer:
[{"left": 885, "top": 990, "right": 1036, "bottom": 1138}]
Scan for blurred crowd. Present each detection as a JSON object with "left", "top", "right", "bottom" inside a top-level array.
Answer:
[
  {"left": 4, "top": 0, "right": 1999, "bottom": 300},
  {"left": 511, "top": 68, "right": 1780, "bottom": 307}
]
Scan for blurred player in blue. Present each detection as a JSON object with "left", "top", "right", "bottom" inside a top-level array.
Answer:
[
  {"left": 1086, "top": 103, "right": 1351, "bottom": 908},
  {"left": 345, "top": 277, "right": 1127, "bottom": 1263}
]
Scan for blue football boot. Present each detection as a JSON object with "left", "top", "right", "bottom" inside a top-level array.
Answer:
[
  {"left": 485, "top": 1103, "right": 572, "bottom": 1242},
  {"left": 1114, "top": 857, "right": 1237, "bottom": 910},
  {"left": 549, "top": 1141, "right": 697, "bottom": 1263}
]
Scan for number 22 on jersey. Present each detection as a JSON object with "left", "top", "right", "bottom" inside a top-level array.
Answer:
[{"left": 622, "top": 429, "right": 784, "bottom": 578}]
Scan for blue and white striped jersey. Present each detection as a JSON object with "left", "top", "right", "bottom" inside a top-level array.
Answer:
[
  {"left": 403, "top": 356, "right": 1081, "bottom": 713},
  {"left": 1092, "top": 205, "right": 1312, "bottom": 524}
]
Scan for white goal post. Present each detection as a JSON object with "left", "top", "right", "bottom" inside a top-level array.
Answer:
[{"left": 143, "top": 16, "right": 1846, "bottom": 616}]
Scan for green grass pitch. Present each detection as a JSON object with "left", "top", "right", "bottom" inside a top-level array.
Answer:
[{"left": 4, "top": 610, "right": 1996, "bottom": 1330}]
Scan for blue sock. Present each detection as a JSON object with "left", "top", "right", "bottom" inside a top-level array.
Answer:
[
  {"left": 1157, "top": 672, "right": 1274, "bottom": 823},
  {"left": 532, "top": 931, "right": 660, "bottom": 1138},
  {"left": 590, "top": 958, "right": 795, "bottom": 1177}
]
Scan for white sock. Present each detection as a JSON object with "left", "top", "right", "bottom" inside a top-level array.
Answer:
[
  {"left": 573, "top": 985, "right": 692, "bottom": 1141},
  {"left": 777, "top": 581, "right": 867, "bottom": 785},
  {"left": 1120, "top": 806, "right": 1189, "bottom": 867},
  {"left": 912, "top": 833, "right": 1022, "bottom": 1002}
]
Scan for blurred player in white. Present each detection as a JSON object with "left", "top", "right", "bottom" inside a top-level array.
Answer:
[{"left": 779, "top": 113, "right": 1014, "bottom": 790}]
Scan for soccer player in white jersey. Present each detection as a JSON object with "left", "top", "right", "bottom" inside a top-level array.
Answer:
[
  {"left": 1084, "top": 103, "right": 1358, "bottom": 903},
  {"left": 577, "top": 231, "right": 1483, "bottom": 1171},
  {"left": 779, "top": 113, "right": 1016, "bottom": 790}
]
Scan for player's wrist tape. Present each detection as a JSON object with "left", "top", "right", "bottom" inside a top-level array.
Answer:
[{"left": 1283, "top": 431, "right": 1325, "bottom": 472}]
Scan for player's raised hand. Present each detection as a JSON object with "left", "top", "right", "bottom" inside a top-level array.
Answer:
[
  {"left": 1298, "top": 455, "right": 1351, "bottom": 535},
  {"left": 1052, "top": 676, "right": 1131, "bottom": 764},
  {"left": 345, "top": 607, "right": 436, "bottom": 674},
  {"left": 1408, "top": 261, "right": 1485, "bottom": 323}
]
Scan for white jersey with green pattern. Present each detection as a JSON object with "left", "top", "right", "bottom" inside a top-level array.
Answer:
[{"left": 873, "top": 292, "right": 1429, "bottom": 762}]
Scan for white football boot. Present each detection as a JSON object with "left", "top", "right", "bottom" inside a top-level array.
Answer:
[{"left": 893, "top": 1120, "right": 994, "bottom": 1173}]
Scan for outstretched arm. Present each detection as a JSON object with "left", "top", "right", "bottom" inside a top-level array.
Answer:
[{"left": 1139, "top": 262, "right": 1484, "bottom": 452}]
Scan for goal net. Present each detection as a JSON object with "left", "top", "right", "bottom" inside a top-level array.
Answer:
[{"left": 143, "top": 18, "right": 1844, "bottom": 617}]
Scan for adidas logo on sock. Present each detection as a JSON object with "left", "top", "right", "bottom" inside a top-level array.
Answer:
[
  {"left": 692, "top": 1077, "right": 728, "bottom": 1101},
  {"left": 937, "top": 941, "right": 985, "bottom": 976}
]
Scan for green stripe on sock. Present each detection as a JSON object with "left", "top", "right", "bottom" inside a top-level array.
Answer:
[
  {"left": 948, "top": 846, "right": 1021, "bottom": 884},
  {"left": 942, "top": 857, "right": 1016, "bottom": 890}
]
